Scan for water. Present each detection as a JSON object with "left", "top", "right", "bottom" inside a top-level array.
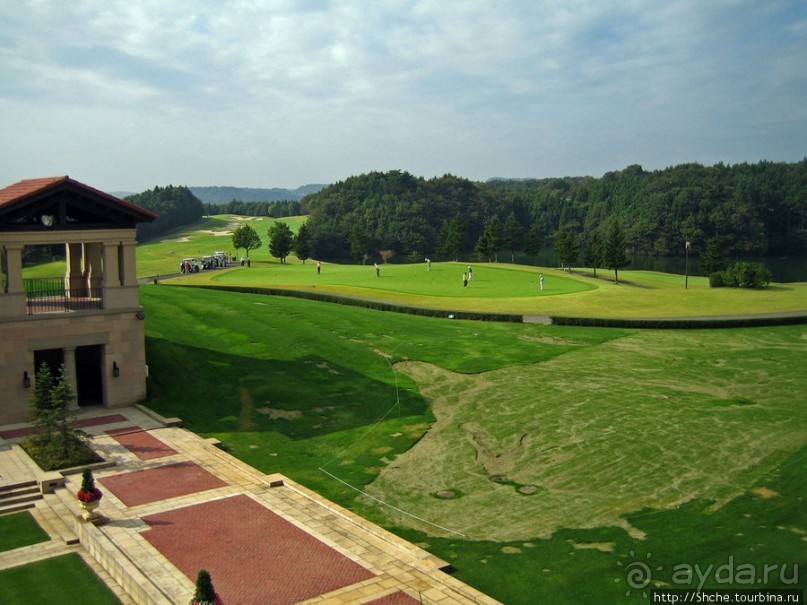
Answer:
[{"left": 523, "top": 251, "right": 807, "bottom": 283}]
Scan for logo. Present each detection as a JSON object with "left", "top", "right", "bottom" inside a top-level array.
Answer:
[
  {"left": 616, "top": 550, "right": 663, "bottom": 597},
  {"left": 616, "top": 551, "right": 799, "bottom": 598}
]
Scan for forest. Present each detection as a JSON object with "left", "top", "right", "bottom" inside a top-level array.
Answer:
[
  {"left": 301, "top": 160, "right": 807, "bottom": 262},
  {"left": 126, "top": 185, "right": 205, "bottom": 241}
]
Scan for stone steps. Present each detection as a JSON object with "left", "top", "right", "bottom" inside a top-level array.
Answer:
[{"left": 0, "top": 480, "right": 42, "bottom": 514}]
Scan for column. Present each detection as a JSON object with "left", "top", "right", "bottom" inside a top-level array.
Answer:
[
  {"left": 66, "top": 243, "right": 85, "bottom": 297},
  {"left": 119, "top": 241, "right": 138, "bottom": 287},
  {"left": 63, "top": 347, "right": 79, "bottom": 411},
  {"left": 0, "top": 244, "right": 26, "bottom": 317},
  {"left": 84, "top": 242, "right": 104, "bottom": 293},
  {"left": 3, "top": 244, "right": 24, "bottom": 294},
  {"left": 102, "top": 241, "right": 120, "bottom": 286}
]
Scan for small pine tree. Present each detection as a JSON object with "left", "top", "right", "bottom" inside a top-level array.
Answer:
[
  {"left": 192, "top": 569, "right": 219, "bottom": 605},
  {"left": 23, "top": 363, "right": 97, "bottom": 470}
]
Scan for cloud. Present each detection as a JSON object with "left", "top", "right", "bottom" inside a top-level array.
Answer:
[{"left": 0, "top": 0, "right": 804, "bottom": 191}]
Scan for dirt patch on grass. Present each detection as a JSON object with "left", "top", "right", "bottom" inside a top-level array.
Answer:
[
  {"left": 257, "top": 407, "right": 303, "bottom": 420},
  {"left": 364, "top": 331, "right": 806, "bottom": 543},
  {"left": 751, "top": 487, "right": 780, "bottom": 499},
  {"left": 197, "top": 229, "right": 234, "bottom": 236},
  {"left": 517, "top": 334, "right": 576, "bottom": 345},
  {"left": 570, "top": 541, "right": 615, "bottom": 552}
]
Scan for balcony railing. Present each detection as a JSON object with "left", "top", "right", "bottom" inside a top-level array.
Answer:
[{"left": 24, "top": 277, "right": 103, "bottom": 314}]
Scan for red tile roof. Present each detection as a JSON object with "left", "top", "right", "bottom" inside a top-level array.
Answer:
[
  {"left": 0, "top": 176, "right": 158, "bottom": 220},
  {"left": 0, "top": 176, "right": 68, "bottom": 206}
]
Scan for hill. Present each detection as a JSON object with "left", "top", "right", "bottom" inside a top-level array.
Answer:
[
  {"left": 190, "top": 184, "right": 326, "bottom": 203},
  {"left": 303, "top": 161, "right": 807, "bottom": 262}
]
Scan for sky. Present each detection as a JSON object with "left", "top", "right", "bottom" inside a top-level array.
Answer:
[{"left": 0, "top": 1, "right": 805, "bottom": 193}]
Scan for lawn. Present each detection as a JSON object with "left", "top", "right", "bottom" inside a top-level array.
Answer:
[
  {"left": 0, "top": 553, "right": 122, "bottom": 604},
  {"left": 137, "top": 214, "right": 297, "bottom": 277},
  {"left": 128, "top": 215, "right": 807, "bottom": 317},
  {"left": 0, "top": 511, "right": 49, "bottom": 552},
  {"left": 20, "top": 215, "right": 807, "bottom": 318},
  {"left": 141, "top": 285, "right": 807, "bottom": 604}
]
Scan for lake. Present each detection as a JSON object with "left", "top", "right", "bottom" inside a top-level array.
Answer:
[{"left": 522, "top": 250, "right": 807, "bottom": 283}]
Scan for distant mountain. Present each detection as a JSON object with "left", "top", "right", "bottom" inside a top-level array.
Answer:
[
  {"left": 109, "top": 191, "right": 136, "bottom": 199},
  {"left": 189, "top": 185, "right": 327, "bottom": 204}
]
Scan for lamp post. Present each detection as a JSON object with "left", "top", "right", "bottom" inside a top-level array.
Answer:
[{"left": 685, "top": 241, "right": 691, "bottom": 289}]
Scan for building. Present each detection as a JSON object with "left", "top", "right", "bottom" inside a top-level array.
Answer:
[{"left": 0, "top": 176, "right": 157, "bottom": 424}]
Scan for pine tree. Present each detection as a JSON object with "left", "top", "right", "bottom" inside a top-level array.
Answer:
[
  {"left": 293, "top": 222, "right": 312, "bottom": 264},
  {"left": 604, "top": 220, "right": 629, "bottom": 284},
  {"left": 701, "top": 236, "right": 727, "bottom": 276},
  {"left": 524, "top": 224, "right": 542, "bottom": 257},
  {"left": 582, "top": 231, "right": 603, "bottom": 277},
  {"left": 191, "top": 569, "right": 218, "bottom": 605},
  {"left": 502, "top": 213, "right": 524, "bottom": 262},
  {"left": 554, "top": 229, "right": 579, "bottom": 271}
]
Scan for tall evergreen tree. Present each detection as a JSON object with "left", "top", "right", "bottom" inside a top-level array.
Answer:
[
  {"left": 554, "top": 229, "right": 579, "bottom": 271},
  {"left": 476, "top": 216, "right": 502, "bottom": 262},
  {"left": 502, "top": 213, "right": 524, "bottom": 262},
  {"left": 349, "top": 224, "right": 370, "bottom": 263},
  {"left": 700, "top": 235, "right": 727, "bottom": 276},
  {"left": 582, "top": 230, "right": 603, "bottom": 277},
  {"left": 524, "top": 224, "right": 542, "bottom": 257},
  {"left": 604, "top": 220, "right": 629, "bottom": 284},
  {"left": 437, "top": 215, "right": 463, "bottom": 261},
  {"left": 294, "top": 222, "right": 312, "bottom": 264}
]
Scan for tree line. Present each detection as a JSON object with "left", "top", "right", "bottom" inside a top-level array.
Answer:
[
  {"left": 202, "top": 199, "right": 302, "bottom": 218},
  {"left": 301, "top": 161, "right": 807, "bottom": 268},
  {"left": 127, "top": 185, "right": 205, "bottom": 241}
]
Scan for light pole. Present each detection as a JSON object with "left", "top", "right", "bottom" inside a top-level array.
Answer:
[{"left": 685, "top": 241, "right": 691, "bottom": 289}]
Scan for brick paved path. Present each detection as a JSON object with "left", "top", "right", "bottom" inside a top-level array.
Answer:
[
  {"left": 0, "top": 406, "right": 501, "bottom": 605},
  {"left": 106, "top": 427, "right": 177, "bottom": 460},
  {"left": 99, "top": 461, "right": 226, "bottom": 507},
  {"left": 142, "top": 494, "right": 375, "bottom": 604}
]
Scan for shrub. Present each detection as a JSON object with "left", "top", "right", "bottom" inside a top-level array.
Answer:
[
  {"left": 191, "top": 570, "right": 222, "bottom": 605},
  {"left": 712, "top": 262, "right": 773, "bottom": 289},
  {"left": 76, "top": 469, "right": 103, "bottom": 503}
]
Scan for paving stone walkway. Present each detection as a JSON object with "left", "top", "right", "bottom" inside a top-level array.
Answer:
[{"left": 0, "top": 406, "right": 500, "bottom": 605}]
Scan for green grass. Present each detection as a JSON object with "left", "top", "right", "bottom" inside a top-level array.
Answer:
[
  {"left": 21, "top": 214, "right": 306, "bottom": 279},
  {"left": 142, "top": 285, "right": 618, "bottom": 498},
  {"left": 137, "top": 214, "right": 298, "bottom": 276},
  {"left": 395, "top": 442, "right": 807, "bottom": 603},
  {"left": 20, "top": 215, "right": 807, "bottom": 318},
  {"left": 141, "top": 286, "right": 807, "bottom": 604},
  {"left": 137, "top": 213, "right": 308, "bottom": 277},
  {"left": 0, "top": 552, "right": 122, "bottom": 604},
  {"left": 0, "top": 511, "right": 49, "bottom": 552},
  {"left": 172, "top": 259, "right": 806, "bottom": 318}
]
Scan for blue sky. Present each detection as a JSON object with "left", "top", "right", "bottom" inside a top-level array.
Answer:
[{"left": 1, "top": 1, "right": 804, "bottom": 192}]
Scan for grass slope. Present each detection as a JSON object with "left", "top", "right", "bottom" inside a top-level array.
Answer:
[
  {"left": 141, "top": 286, "right": 806, "bottom": 604},
  {"left": 367, "top": 327, "right": 807, "bottom": 541}
]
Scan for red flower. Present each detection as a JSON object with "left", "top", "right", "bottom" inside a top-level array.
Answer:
[
  {"left": 191, "top": 594, "right": 223, "bottom": 605},
  {"left": 77, "top": 487, "right": 103, "bottom": 503}
]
